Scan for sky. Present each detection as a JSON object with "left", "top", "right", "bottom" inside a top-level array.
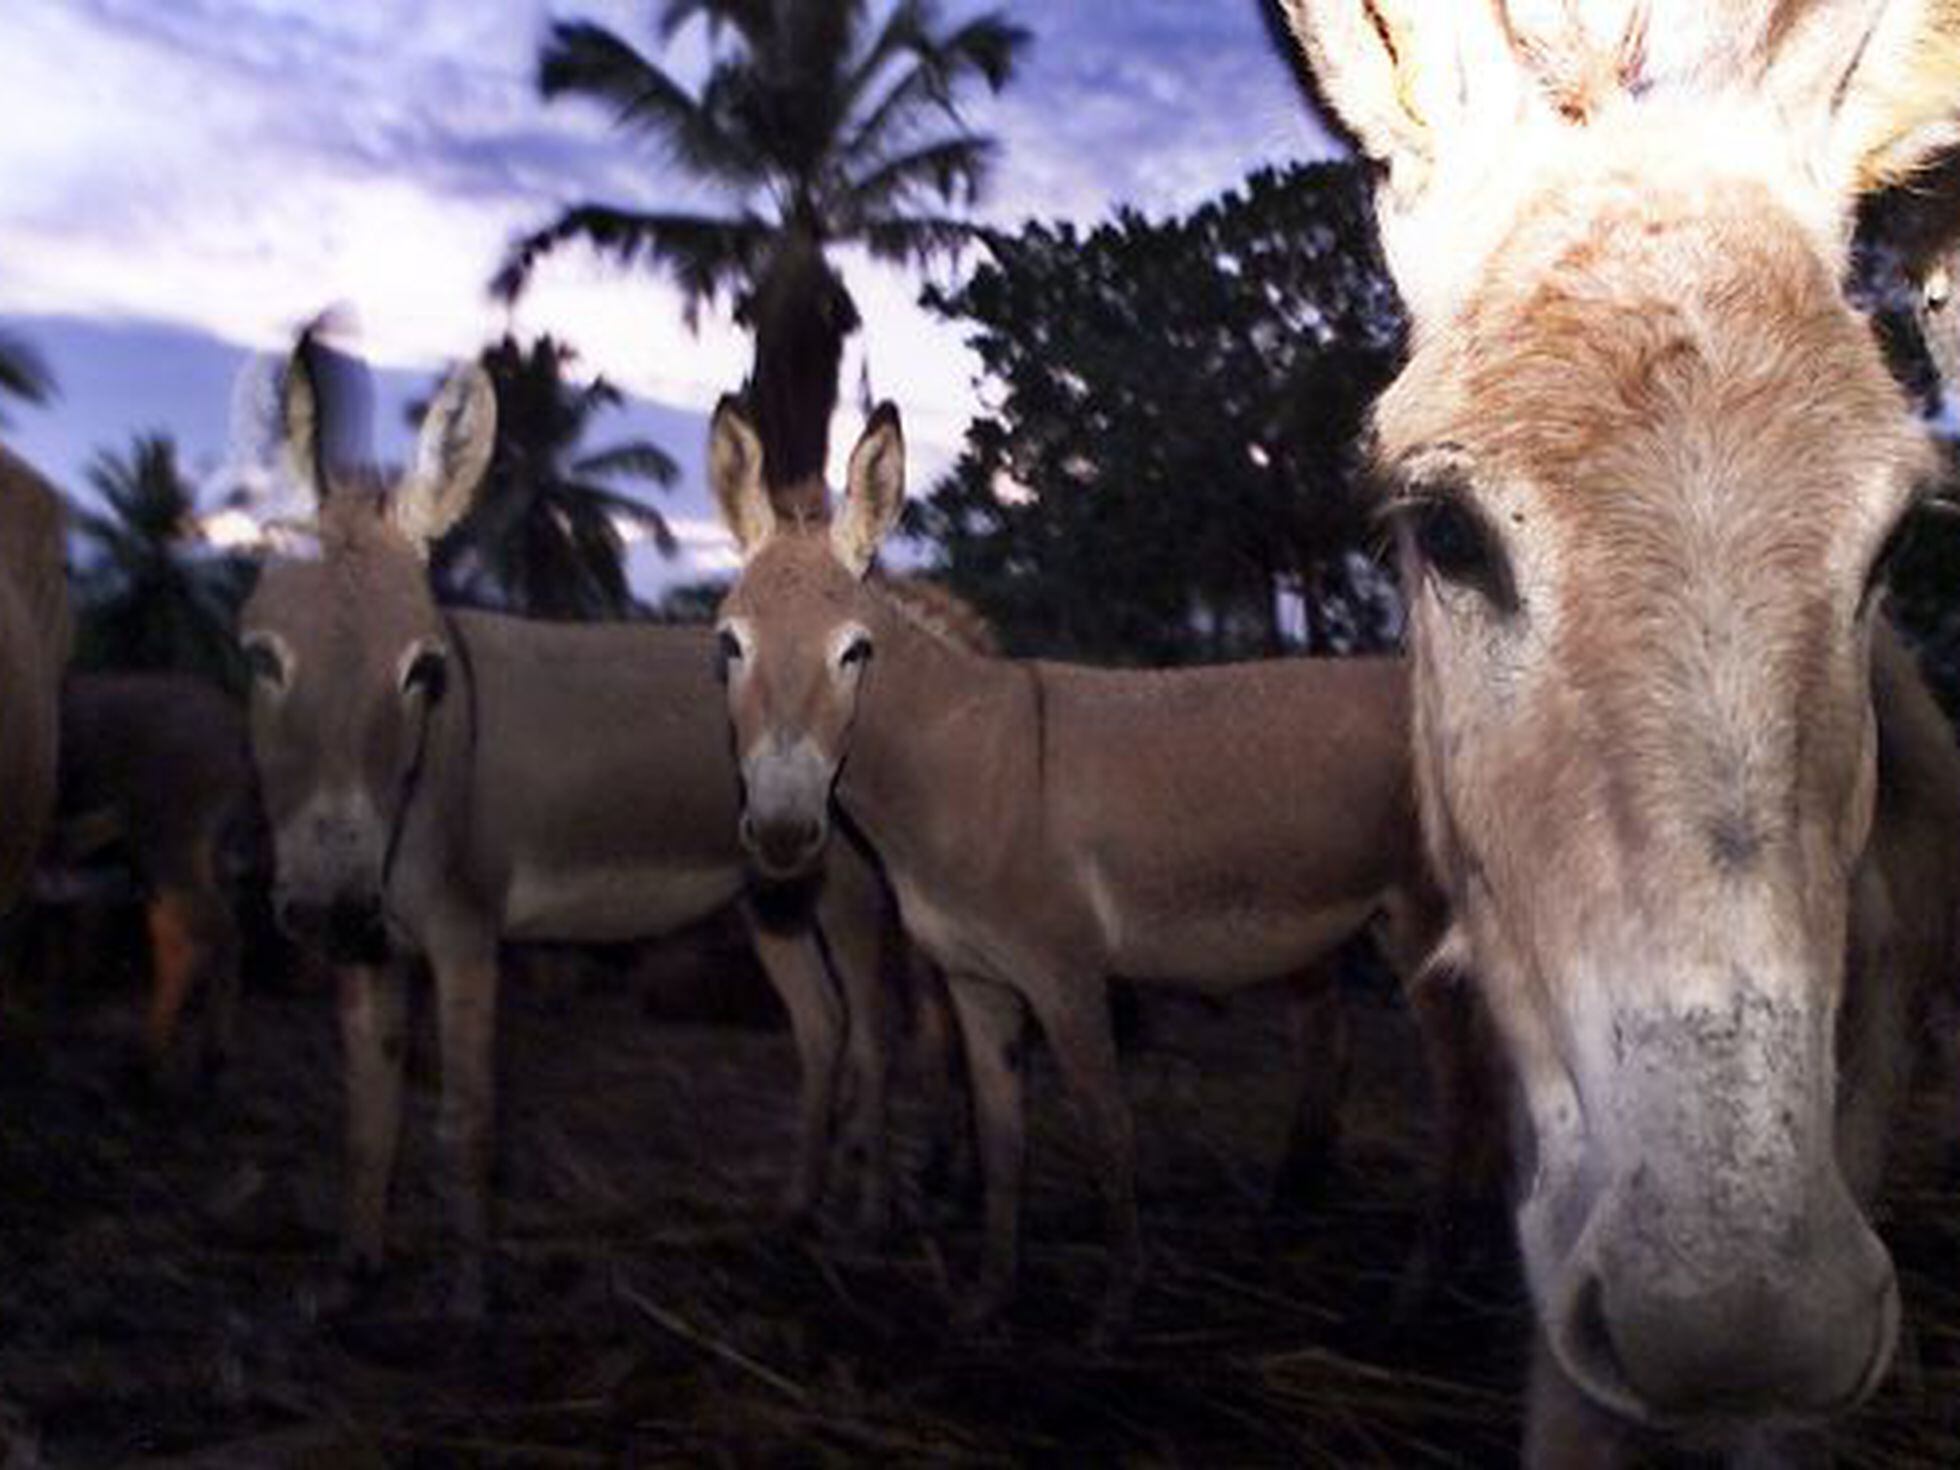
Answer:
[{"left": 0, "top": 0, "right": 1340, "bottom": 587}]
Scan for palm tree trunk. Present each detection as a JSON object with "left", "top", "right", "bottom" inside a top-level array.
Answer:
[{"left": 741, "top": 230, "right": 860, "bottom": 521}]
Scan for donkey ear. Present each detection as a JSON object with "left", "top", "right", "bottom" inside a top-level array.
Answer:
[
  {"left": 1274, "top": 1, "right": 1524, "bottom": 204},
  {"left": 281, "top": 336, "right": 327, "bottom": 507},
  {"left": 1765, "top": 0, "right": 1960, "bottom": 205},
  {"left": 394, "top": 363, "right": 496, "bottom": 552},
  {"left": 709, "top": 396, "right": 776, "bottom": 557},
  {"left": 833, "top": 402, "right": 904, "bottom": 578}
]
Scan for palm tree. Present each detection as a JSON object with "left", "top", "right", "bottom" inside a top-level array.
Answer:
[
  {"left": 493, "top": 0, "right": 1029, "bottom": 514},
  {"left": 0, "top": 327, "right": 54, "bottom": 429},
  {"left": 432, "top": 334, "right": 679, "bottom": 621},
  {"left": 69, "top": 434, "right": 252, "bottom": 689}
]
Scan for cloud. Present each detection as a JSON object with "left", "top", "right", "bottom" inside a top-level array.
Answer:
[{"left": 0, "top": 0, "right": 1340, "bottom": 583}]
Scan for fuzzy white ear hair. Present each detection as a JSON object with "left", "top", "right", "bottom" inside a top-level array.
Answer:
[
  {"left": 709, "top": 397, "right": 776, "bottom": 558},
  {"left": 392, "top": 364, "right": 496, "bottom": 555},
  {"left": 281, "top": 339, "right": 326, "bottom": 507},
  {"left": 833, "top": 402, "right": 905, "bottom": 578}
]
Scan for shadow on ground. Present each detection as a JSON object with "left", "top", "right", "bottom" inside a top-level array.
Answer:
[{"left": 1, "top": 941, "right": 1957, "bottom": 1467}]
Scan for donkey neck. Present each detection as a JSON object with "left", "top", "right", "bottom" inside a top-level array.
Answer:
[{"left": 838, "top": 587, "right": 1043, "bottom": 885}]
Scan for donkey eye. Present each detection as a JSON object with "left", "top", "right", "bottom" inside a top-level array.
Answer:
[
  {"left": 715, "top": 629, "right": 744, "bottom": 684},
  {"left": 1397, "top": 495, "right": 1516, "bottom": 612},
  {"left": 838, "top": 633, "right": 874, "bottom": 670},
  {"left": 242, "top": 636, "right": 286, "bottom": 690},
  {"left": 402, "top": 647, "right": 448, "bottom": 703}
]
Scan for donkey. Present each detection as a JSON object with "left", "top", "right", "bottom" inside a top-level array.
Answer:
[
  {"left": 708, "top": 400, "right": 1448, "bottom": 1336},
  {"left": 239, "top": 345, "right": 897, "bottom": 1313},
  {"left": 45, "top": 672, "right": 254, "bottom": 1082},
  {"left": 1280, "top": 0, "right": 1960, "bottom": 1457},
  {"left": 0, "top": 446, "right": 70, "bottom": 923}
]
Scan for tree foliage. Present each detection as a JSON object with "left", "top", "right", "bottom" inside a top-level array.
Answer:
[
  {"left": 908, "top": 161, "right": 1405, "bottom": 664},
  {"left": 430, "top": 335, "right": 677, "bottom": 622},
  {"left": 496, "top": 0, "right": 1029, "bottom": 497},
  {"left": 0, "top": 327, "right": 54, "bottom": 430},
  {"left": 68, "top": 434, "right": 253, "bottom": 691}
]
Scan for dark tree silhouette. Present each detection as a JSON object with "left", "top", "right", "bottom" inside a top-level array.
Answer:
[
  {"left": 0, "top": 328, "right": 54, "bottom": 429},
  {"left": 431, "top": 335, "right": 678, "bottom": 621},
  {"left": 493, "top": 0, "right": 1028, "bottom": 514},
  {"left": 68, "top": 434, "right": 251, "bottom": 691},
  {"left": 908, "top": 161, "right": 1406, "bottom": 665}
]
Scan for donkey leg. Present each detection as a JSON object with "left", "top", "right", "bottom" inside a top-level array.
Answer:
[
  {"left": 814, "top": 850, "right": 893, "bottom": 1237},
  {"left": 199, "top": 893, "right": 242, "bottom": 1081},
  {"left": 1025, "top": 977, "right": 1141, "bottom": 1349},
  {"left": 433, "top": 947, "right": 499, "bottom": 1318},
  {"left": 746, "top": 912, "right": 845, "bottom": 1229},
  {"left": 337, "top": 960, "right": 408, "bottom": 1277},
  {"left": 1399, "top": 963, "right": 1512, "bottom": 1321},
  {"left": 1272, "top": 962, "right": 1349, "bottom": 1212},
  {"left": 914, "top": 958, "right": 977, "bottom": 1214},
  {"left": 142, "top": 888, "right": 201, "bottom": 1084},
  {"left": 944, "top": 973, "right": 1029, "bottom": 1329}
]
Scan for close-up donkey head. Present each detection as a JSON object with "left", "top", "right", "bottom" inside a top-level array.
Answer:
[{"left": 1282, "top": 0, "right": 1960, "bottom": 1435}]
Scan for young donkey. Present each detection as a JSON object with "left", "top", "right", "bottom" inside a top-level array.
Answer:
[
  {"left": 1282, "top": 1, "right": 1960, "bottom": 1459},
  {"left": 709, "top": 401, "right": 1446, "bottom": 1333},
  {"left": 240, "top": 345, "right": 897, "bottom": 1311}
]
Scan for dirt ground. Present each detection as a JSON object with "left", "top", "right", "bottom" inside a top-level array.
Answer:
[{"left": 2, "top": 929, "right": 1959, "bottom": 1468}]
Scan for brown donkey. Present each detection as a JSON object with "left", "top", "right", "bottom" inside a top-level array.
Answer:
[
  {"left": 240, "top": 345, "right": 897, "bottom": 1313},
  {"left": 709, "top": 401, "right": 1446, "bottom": 1336},
  {"left": 0, "top": 446, "right": 70, "bottom": 925},
  {"left": 1281, "top": 0, "right": 1960, "bottom": 1457},
  {"left": 48, "top": 672, "right": 254, "bottom": 1082}
]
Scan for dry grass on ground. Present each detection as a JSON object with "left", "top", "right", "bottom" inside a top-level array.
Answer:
[{"left": 0, "top": 939, "right": 1957, "bottom": 1467}]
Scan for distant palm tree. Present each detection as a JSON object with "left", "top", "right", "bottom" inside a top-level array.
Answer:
[
  {"left": 493, "top": 0, "right": 1028, "bottom": 513},
  {"left": 69, "top": 434, "right": 251, "bottom": 689},
  {"left": 433, "top": 334, "right": 679, "bottom": 621},
  {"left": 0, "top": 327, "right": 54, "bottom": 428}
]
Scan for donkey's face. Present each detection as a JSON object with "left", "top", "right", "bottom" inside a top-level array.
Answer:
[
  {"left": 710, "top": 401, "right": 905, "bottom": 879},
  {"left": 1284, "top": 0, "right": 1960, "bottom": 1432},
  {"left": 240, "top": 347, "right": 494, "bottom": 960}
]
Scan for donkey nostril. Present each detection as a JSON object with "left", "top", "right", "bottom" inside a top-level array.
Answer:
[{"left": 738, "top": 813, "right": 759, "bottom": 851}]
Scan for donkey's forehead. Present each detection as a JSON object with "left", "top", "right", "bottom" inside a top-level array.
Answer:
[
  {"left": 726, "top": 534, "right": 861, "bottom": 623},
  {"left": 1379, "top": 164, "right": 1924, "bottom": 509},
  {"left": 1381, "top": 92, "right": 1841, "bottom": 333},
  {"left": 245, "top": 530, "right": 440, "bottom": 657}
]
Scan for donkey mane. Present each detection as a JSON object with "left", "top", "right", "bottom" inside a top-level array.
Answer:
[{"left": 869, "top": 574, "right": 999, "bottom": 658}]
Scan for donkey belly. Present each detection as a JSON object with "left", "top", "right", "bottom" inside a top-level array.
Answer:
[
  {"left": 1110, "top": 895, "right": 1382, "bottom": 993},
  {"left": 503, "top": 860, "right": 745, "bottom": 944}
]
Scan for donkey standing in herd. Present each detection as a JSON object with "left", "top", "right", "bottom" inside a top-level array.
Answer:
[
  {"left": 239, "top": 341, "right": 899, "bottom": 1313},
  {"left": 0, "top": 445, "right": 70, "bottom": 933},
  {"left": 1282, "top": 0, "right": 1960, "bottom": 1460},
  {"left": 46, "top": 671, "right": 256, "bottom": 1084},
  {"left": 707, "top": 400, "right": 1451, "bottom": 1338}
]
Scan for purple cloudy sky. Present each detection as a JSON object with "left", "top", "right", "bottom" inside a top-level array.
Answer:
[{"left": 0, "top": 0, "right": 1338, "bottom": 584}]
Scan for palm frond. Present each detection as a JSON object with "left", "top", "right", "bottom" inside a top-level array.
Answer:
[
  {"left": 658, "top": 0, "right": 779, "bottom": 50},
  {"left": 571, "top": 442, "right": 680, "bottom": 486},
  {"left": 837, "top": 135, "right": 996, "bottom": 224},
  {"left": 843, "top": 6, "right": 1027, "bottom": 165},
  {"left": 0, "top": 329, "right": 54, "bottom": 426},
  {"left": 858, "top": 212, "right": 987, "bottom": 268},
  {"left": 539, "top": 21, "right": 761, "bottom": 183},
  {"left": 492, "top": 205, "right": 771, "bottom": 317}
]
